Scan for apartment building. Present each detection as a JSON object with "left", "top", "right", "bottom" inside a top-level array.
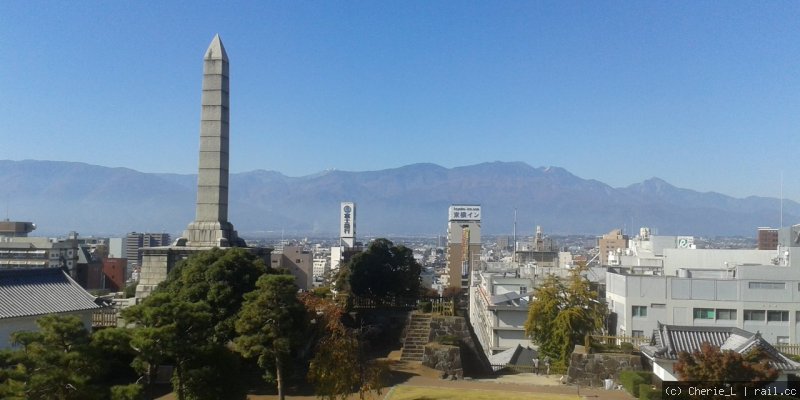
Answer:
[
  {"left": 468, "top": 263, "right": 534, "bottom": 357},
  {"left": 271, "top": 245, "right": 313, "bottom": 290},
  {"left": 598, "top": 229, "right": 628, "bottom": 266},
  {"left": 125, "top": 232, "right": 170, "bottom": 269},
  {"left": 758, "top": 227, "right": 779, "bottom": 250},
  {"left": 0, "top": 233, "right": 79, "bottom": 273}
]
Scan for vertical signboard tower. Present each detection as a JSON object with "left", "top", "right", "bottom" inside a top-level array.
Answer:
[
  {"left": 340, "top": 202, "right": 356, "bottom": 248},
  {"left": 445, "top": 205, "right": 481, "bottom": 290}
]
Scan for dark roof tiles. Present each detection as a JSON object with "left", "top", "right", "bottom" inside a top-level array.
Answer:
[
  {"left": 641, "top": 323, "right": 800, "bottom": 372},
  {"left": 0, "top": 268, "right": 102, "bottom": 319}
]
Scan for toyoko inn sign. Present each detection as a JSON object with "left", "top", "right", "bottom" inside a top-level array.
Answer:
[{"left": 448, "top": 205, "right": 481, "bottom": 222}]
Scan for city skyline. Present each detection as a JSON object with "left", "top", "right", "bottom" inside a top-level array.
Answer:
[{"left": 2, "top": 2, "right": 799, "bottom": 201}]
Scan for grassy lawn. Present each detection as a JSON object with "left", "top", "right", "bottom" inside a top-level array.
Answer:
[{"left": 385, "top": 386, "right": 579, "bottom": 400}]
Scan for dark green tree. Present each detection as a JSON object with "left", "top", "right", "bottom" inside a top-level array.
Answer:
[
  {"left": 90, "top": 327, "right": 140, "bottom": 393},
  {"left": 158, "top": 247, "right": 267, "bottom": 343},
  {"left": 234, "top": 274, "right": 306, "bottom": 400},
  {"left": 122, "top": 247, "right": 266, "bottom": 400},
  {"left": 0, "top": 315, "right": 103, "bottom": 400},
  {"left": 338, "top": 238, "right": 421, "bottom": 298},
  {"left": 524, "top": 267, "right": 607, "bottom": 368}
]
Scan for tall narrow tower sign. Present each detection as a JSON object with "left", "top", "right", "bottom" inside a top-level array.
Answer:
[{"left": 340, "top": 202, "right": 356, "bottom": 248}]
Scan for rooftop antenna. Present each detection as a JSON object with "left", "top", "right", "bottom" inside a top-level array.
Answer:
[
  {"left": 780, "top": 171, "right": 784, "bottom": 229},
  {"left": 513, "top": 208, "right": 517, "bottom": 262}
]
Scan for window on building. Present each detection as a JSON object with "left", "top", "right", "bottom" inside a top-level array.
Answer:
[
  {"left": 716, "top": 309, "right": 737, "bottom": 320},
  {"left": 520, "top": 286, "right": 527, "bottom": 294},
  {"left": 693, "top": 308, "right": 715, "bottom": 319},
  {"left": 632, "top": 330, "right": 644, "bottom": 338},
  {"left": 651, "top": 303, "right": 666, "bottom": 308},
  {"left": 767, "top": 310, "right": 789, "bottom": 322},
  {"left": 777, "top": 336, "right": 790, "bottom": 345},
  {"left": 749, "top": 282, "right": 785, "bottom": 290},
  {"left": 743, "top": 310, "right": 766, "bottom": 322},
  {"left": 632, "top": 306, "right": 647, "bottom": 317}
]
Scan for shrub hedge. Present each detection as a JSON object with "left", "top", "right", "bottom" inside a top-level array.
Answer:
[
  {"left": 619, "top": 370, "right": 652, "bottom": 397},
  {"left": 638, "top": 383, "right": 658, "bottom": 400}
]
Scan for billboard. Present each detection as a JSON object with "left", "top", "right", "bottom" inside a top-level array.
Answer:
[
  {"left": 448, "top": 205, "right": 481, "bottom": 222},
  {"left": 676, "top": 236, "right": 694, "bottom": 249},
  {"left": 340, "top": 202, "right": 356, "bottom": 239}
]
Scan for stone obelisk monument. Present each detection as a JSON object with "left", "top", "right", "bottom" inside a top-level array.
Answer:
[
  {"left": 179, "top": 34, "right": 240, "bottom": 247},
  {"left": 136, "top": 35, "right": 255, "bottom": 299}
]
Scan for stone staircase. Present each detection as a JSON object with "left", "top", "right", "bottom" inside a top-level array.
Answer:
[{"left": 401, "top": 313, "right": 432, "bottom": 362}]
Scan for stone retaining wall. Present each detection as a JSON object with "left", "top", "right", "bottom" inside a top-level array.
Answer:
[
  {"left": 568, "top": 351, "right": 644, "bottom": 387},
  {"left": 429, "top": 316, "right": 472, "bottom": 346},
  {"left": 422, "top": 343, "right": 463, "bottom": 379}
]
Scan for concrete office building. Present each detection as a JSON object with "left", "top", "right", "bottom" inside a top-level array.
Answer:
[
  {"left": 75, "top": 245, "right": 104, "bottom": 289},
  {"left": 271, "top": 245, "right": 313, "bottom": 291},
  {"left": 0, "top": 232, "right": 79, "bottom": 273},
  {"left": 758, "top": 227, "right": 779, "bottom": 250},
  {"left": 108, "top": 238, "right": 124, "bottom": 259},
  {"left": 102, "top": 258, "right": 127, "bottom": 292},
  {"left": 607, "top": 225, "right": 800, "bottom": 344},
  {"left": 0, "top": 220, "right": 36, "bottom": 237},
  {"left": 312, "top": 256, "right": 328, "bottom": 287},
  {"left": 598, "top": 229, "right": 629, "bottom": 266},
  {"left": 125, "top": 232, "right": 170, "bottom": 268},
  {"left": 514, "top": 226, "right": 558, "bottom": 267},
  {"left": 615, "top": 228, "right": 773, "bottom": 276},
  {"left": 444, "top": 205, "right": 481, "bottom": 290}
]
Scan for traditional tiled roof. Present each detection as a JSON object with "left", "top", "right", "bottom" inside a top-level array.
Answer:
[
  {"left": 641, "top": 323, "right": 800, "bottom": 372},
  {"left": 0, "top": 268, "right": 102, "bottom": 319},
  {"left": 488, "top": 344, "right": 539, "bottom": 371}
]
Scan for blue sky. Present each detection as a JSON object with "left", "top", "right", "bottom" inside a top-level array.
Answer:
[{"left": 1, "top": 2, "right": 799, "bottom": 201}]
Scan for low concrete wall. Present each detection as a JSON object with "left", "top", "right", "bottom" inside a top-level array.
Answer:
[{"left": 568, "top": 351, "right": 644, "bottom": 387}]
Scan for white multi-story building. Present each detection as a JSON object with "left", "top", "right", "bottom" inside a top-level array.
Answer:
[
  {"left": 312, "top": 256, "right": 329, "bottom": 287},
  {"left": 0, "top": 233, "right": 79, "bottom": 273},
  {"left": 607, "top": 225, "right": 800, "bottom": 345},
  {"left": 469, "top": 263, "right": 534, "bottom": 357},
  {"left": 617, "top": 228, "right": 773, "bottom": 274}
]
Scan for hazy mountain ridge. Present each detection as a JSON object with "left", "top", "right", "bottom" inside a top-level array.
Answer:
[{"left": 1, "top": 159, "right": 796, "bottom": 237}]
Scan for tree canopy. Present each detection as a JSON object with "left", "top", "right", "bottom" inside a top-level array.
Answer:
[
  {"left": 234, "top": 274, "right": 306, "bottom": 400},
  {"left": 302, "top": 293, "right": 385, "bottom": 400},
  {"left": 2, "top": 246, "right": 392, "bottom": 400},
  {"left": 523, "top": 267, "right": 606, "bottom": 367},
  {"left": 122, "top": 247, "right": 268, "bottom": 400},
  {"left": 337, "top": 238, "right": 421, "bottom": 298},
  {"left": 0, "top": 315, "right": 141, "bottom": 400}
]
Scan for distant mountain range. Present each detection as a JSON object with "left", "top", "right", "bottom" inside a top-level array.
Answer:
[{"left": 1, "top": 159, "right": 796, "bottom": 237}]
